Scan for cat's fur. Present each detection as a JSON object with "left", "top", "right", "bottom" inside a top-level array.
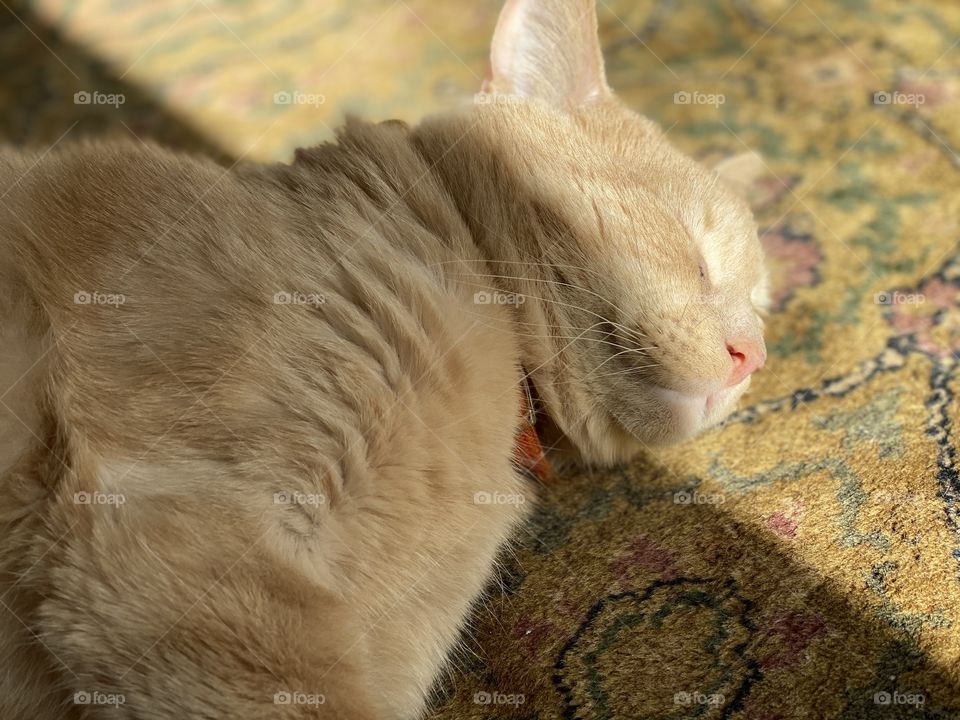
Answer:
[{"left": 0, "top": 0, "right": 767, "bottom": 717}]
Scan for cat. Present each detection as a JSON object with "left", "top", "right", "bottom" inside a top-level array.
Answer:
[{"left": 0, "top": 0, "right": 767, "bottom": 717}]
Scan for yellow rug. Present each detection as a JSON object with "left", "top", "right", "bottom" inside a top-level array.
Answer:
[{"left": 3, "top": 0, "right": 959, "bottom": 717}]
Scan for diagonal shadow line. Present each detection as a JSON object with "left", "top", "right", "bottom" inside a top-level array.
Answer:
[
  {"left": 430, "top": 449, "right": 960, "bottom": 717},
  {"left": 0, "top": 0, "right": 234, "bottom": 162}
]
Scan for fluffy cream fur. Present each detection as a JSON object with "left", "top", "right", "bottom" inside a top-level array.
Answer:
[{"left": 0, "top": 0, "right": 766, "bottom": 717}]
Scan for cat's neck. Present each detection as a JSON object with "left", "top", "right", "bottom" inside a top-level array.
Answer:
[
  {"left": 293, "top": 114, "right": 547, "bottom": 293},
  {"left": 410, "top": 111, "right": 550, "bottom": 296},
  {"left": 411, "top": 109, "right": 643, "bottom": 466},
  {"left": 297, "top": 115, "right": 552, "bottom": 343},
  {"left": 295, "top": 114, "right": 624, "bottom": 466},
  {"left": 410, "top": 111, "right": 587, "bottom": 461}
]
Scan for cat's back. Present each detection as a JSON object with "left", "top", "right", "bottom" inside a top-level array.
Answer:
[
  {"left": 0, "top": 132, "right": 528, "bottom": 718},
  {"left": 1, "top": 131, "right": 517, "bottom": 466}
]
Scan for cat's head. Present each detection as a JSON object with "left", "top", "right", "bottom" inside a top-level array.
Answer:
[{"left": 420, "top": 0, "right": 769, "bottom": 465}]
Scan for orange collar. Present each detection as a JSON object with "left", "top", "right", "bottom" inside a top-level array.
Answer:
[{"left": 514, "top": 376, "right": 554, "bottom": 482}]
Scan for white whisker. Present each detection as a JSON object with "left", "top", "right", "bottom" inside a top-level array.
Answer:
[{"left": 452, "top": 276, "right": 649, "bottom": 346}]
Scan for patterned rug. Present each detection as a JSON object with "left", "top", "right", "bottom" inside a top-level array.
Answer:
[{"left": 3, "top": 0, "right": 960, "bottom": 717}]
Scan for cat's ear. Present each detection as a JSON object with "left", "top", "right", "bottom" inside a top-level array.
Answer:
[
  {"left": 712, "top": 152, "right": 765, "bottom": 199},
  {"left": 483, "top": 0, "right": 610, "bottom": 108}
]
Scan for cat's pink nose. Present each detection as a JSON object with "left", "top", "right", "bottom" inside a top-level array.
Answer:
[{"left": 725, "top": 338, "right": 765, "bottom": 387}]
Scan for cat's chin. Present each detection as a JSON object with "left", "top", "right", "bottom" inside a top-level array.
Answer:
[
  {"left": 535, "top": 378, "right": 750, "bottom": 469},
  {"left": 647, "top": 380, "right": 750, "bottom": 444}
]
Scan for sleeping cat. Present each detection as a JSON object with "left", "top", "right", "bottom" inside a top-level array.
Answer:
[{"left": 0, "top": 0, "right": 767, "bottom": 717}]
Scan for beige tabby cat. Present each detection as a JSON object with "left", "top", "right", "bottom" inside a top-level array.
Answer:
[{"left": 0, "top": 0, "right": 767, "bottom": 717}]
